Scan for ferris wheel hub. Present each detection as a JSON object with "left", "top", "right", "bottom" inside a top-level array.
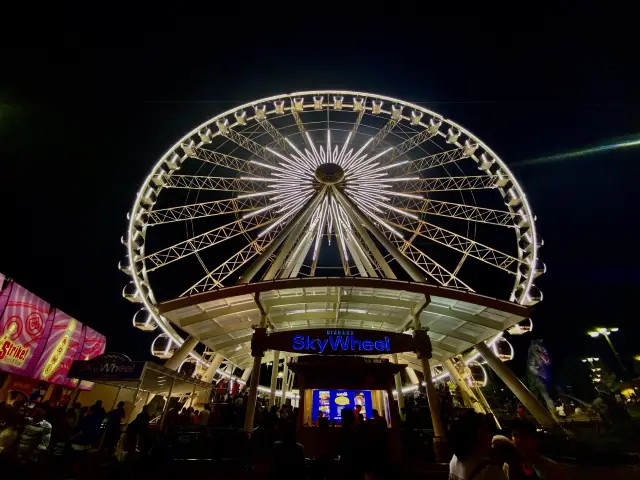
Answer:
[{"left": 314, "top": 162, "right": 345, "bottom": 185}]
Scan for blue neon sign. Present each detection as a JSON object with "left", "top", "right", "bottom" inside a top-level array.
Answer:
[{"left": 292, "top": 329, "right": 391, "bottom": 354}]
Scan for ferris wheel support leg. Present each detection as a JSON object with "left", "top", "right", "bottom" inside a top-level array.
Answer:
[
  {"left": 475, "top": 342, "right": 557, "bottom": 428},
  {"left": 333, "top": 187, "right": 426, "bottom": 283},
  {"left": 201, "top": 353, "right": 225, "bottom": 384},
  {"left": 240, "top": 366, "right": 253, "bottom": 382},
  {"left": 268, "top": 350, "right": 281, "bottom": 409},
  {"left": 406, "top": 367, "right": 420, "bottom": 385},
  {"left": 164, "top": 335, "right": 199, "bottom": 371},
  {"left": 443, "top": 358, "right": 486, "bottom": 414},
  {"left": 342, "top": 206, "right": 397, "bottom": 279},
  {"left": 391, "top": 354, "right": 406, "bottom": 419},
  {"left": 265, "top": 222, "right": 312, "bottom": 280},
  {"left": 238, "top": 189, "right": 326, "bottom": 284}
]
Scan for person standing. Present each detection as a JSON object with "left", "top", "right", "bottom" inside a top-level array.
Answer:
[
  {"left": 198, "top": 404, "right": 211, "bottom": 426},
  {"left": 16, "top": 408, "right": 52, "bottom": 464},
  {"left": 103, "top": 401, "right": 126, "bottom": 454},
  {"left": 448, "top": 411, "right": 507, "bottom": 480},
  {"left": 91, "top": 400, "right": 106, "bottom": 421},
  {"left": 511, "top": 420, "right": 567, "bottom": 479}
]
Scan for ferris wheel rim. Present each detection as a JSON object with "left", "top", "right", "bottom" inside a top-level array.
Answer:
[{"left": 124, "top": 90, "right": 541, "bottom": 355}]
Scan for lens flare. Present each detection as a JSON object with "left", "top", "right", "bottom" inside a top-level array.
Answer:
[{"left": 515, "top": 137, "right": 640, "bottom": 166}]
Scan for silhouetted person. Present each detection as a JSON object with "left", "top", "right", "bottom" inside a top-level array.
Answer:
[
  {"left": 91, "top": 400, "right": 106, "bottom": 421},
  {"left": 103, "top": 401, "right": 125, "bottom": 453},
  {"left": 337, "top": 408, "right": 363, "bottom": 479},
  {"left": 449, "top": 411, "right": 506, "bottom": 480},
  {"left": 198, "top": 404, "right": 211, "bottom": 426},
  {"left": 272, "top": 421, "right": 306, "bottom": 479},
  {"left": 511, "top": 419, "right": 566, "bottom": 479},
  {"left": 490, "top": 435, "right": 524, "bottom": 480}
]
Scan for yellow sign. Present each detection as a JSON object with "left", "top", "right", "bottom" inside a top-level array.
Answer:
[{"left": 40, "top": 319, "right": 76, "bottom": 380}]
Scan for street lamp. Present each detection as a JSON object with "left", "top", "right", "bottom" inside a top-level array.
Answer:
[
  {"left": 581, "top": 357, "right": 599, "bottom": 363},
  {"left": 587, "top": 327, "right": 626, "bottom": 373},
  {"left": 582, "top": 357, "right": 602, "bottom": 384}
]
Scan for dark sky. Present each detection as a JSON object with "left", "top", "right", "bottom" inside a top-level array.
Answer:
[{"left": 2, "top": 32, "right": 639, "bottom": 379}]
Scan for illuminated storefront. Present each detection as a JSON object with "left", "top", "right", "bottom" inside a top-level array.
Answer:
[{"left": 0, "top": 272, "right": 106, "bottom": 405}]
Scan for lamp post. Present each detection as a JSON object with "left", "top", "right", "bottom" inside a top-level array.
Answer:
[
  {"left": 587, "top": 327, "right": 626, "bottom": 373},
  {"left": 581, "top": 357, "right": 602, "bottom": 384}
]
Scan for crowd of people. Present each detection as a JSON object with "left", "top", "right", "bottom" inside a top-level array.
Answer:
[
  {"left": 0, "top": 395, "right": 152, "bottom": 475},
  {"left": 272, "top": 406, "right": 390, "bottom": 480},
  {"left": 449, "top": 411, "right": 567, "bottom": 480}
]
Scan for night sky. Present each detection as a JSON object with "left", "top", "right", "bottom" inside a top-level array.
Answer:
[{"left": 2, "top": 33, "right": 639, "bottom": 381}]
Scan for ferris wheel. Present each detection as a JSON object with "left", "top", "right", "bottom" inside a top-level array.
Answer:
[{"left": 121, "top": 91, "right": 544, "bottom": 353}]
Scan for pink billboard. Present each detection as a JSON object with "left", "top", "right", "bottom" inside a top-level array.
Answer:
[
  {"left": 0, "top": 282, "right": 51, "bottom": 375},
  {"left": 31, "top": 309, "right": 84, "bottom": 386},
  {"left": 0, "top": 273, "right": 13, "bottom": 321}
]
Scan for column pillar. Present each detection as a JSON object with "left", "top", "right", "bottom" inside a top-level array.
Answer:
[
  {"left": 269, "top": 350, "right": 280, "bottom": 409},
  {"left": 164, "top": 335, "right": 199, "bottom": 371},
  {"left": 420, "top": 356, "right": 446, "bottom": 452},
  {"left": 281, "top": 355, "right": 289, "bottom": 406},
  {"left": 475, "top": 342, "right": 556, "bottom": 427},
  {"left": 386, "top": 382, "right": 403, "bottom": 464},
  {"left": 243, "top": 314, "right": 268, "bottom": 434},
  {"left": 241, "top": 366, "right": 253, "bottom": 383},
  {"left": 406, "top": 367, "right": 420, "bottom": 385},
  {"left": 443, "top": 359, "right": 486, "bottom": 414},
  {"left": 413, "top": 315, "right": 446, "bottom": 462},
  {"left": 201, "top": 353, "right": 225, "bottom": 384},
  {"left": 391, "top": 354, "right": 406, "bottom": 419},
  {"left": 159, "top": 377, "right": 176, "bottom": 429}
]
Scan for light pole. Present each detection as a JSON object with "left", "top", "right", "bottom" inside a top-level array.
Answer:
[
  {"left": 587, "top": 327, "right": 626, "bottom": 373},
  {"left": 581, "top": 357, "right": 602, "bottom": 384}
]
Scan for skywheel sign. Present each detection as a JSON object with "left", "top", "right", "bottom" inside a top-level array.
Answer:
[{"left": 251, "top": 327, "right": 431, "bottom": 358}]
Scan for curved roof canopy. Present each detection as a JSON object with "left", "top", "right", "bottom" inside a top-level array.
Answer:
[{"left": 159, "top": 277, "right": 530, "bottom": 371}]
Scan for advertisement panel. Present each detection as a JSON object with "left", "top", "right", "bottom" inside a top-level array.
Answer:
[
  {"left": 311, "top": 389, "right": 373, "bottom": 423},
  {"left": 31, "top": 309, "right": 84, "bottom": 386},
  {"left": 0, "top": 273, "right": 13, "bottom": 320},
  {"left": 0, "top": 282, "right": 51, "bottom": 375},
  {"left": 78, "top": 327, "right": 106, "bottom": 390}
]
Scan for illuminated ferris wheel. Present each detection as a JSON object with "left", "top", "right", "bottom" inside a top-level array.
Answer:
[{"left": 121, "top": 91, "right": 543, "bottom": 365}]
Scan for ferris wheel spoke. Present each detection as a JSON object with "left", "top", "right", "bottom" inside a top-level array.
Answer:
[
  {"left": 182, "top": 233, "right": 278, "bottom": 295},
  {"left": 143, "top": 210, "right": 283, "bottom": 272},
  {"left": 393, "top": 146, "right": 476, "bottom": 175},
  {"left": 366, "top": 116, "right": 400, "bottom": 153},
  {"left": 255, "top": 115, "right": 296, "bottom": 154},
  {"left": 382, "top": 210, "right": 523, "bottom": 274},
  {"left": 185, "top": 145, "right": 269, "bottom": 175},
  {"left": 391, "top": 198, "right": 516, "bottom": 227},
  {"left": 391, "top": 236, "right": 474, "bottom": 290},
  {"left": 222, "top": 127, "right": 281, "bottom": 165},
  {"left": 147, "top": 196, "right": 270, "bottom": 225},
  {"left": 164, "top": 175, "right": 259, "bottom": 192},
  {"left": 399, "top": 175, "right": 498, "bottom": 193},
  {"left": 382, "top": 123, "right": 440, "bottom": 165}
]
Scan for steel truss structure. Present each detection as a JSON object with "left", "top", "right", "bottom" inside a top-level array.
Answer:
[{"left": 121, "top": 90, "right": 544, "bottom": 381}]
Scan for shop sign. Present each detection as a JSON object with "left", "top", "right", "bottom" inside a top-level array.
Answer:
[
  {"left": 68, "top": 352, "right": 144, "bottom": 380},
  {"left": 0, "top": 339, "right": 30, "bottom": 366},
  {"left": 252, "top": 327, "right": 431, "bottom": 358}
]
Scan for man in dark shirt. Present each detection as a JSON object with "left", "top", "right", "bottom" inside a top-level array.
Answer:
[{"left": 103, "top": 401, "right": 125, "bottom": 453}]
